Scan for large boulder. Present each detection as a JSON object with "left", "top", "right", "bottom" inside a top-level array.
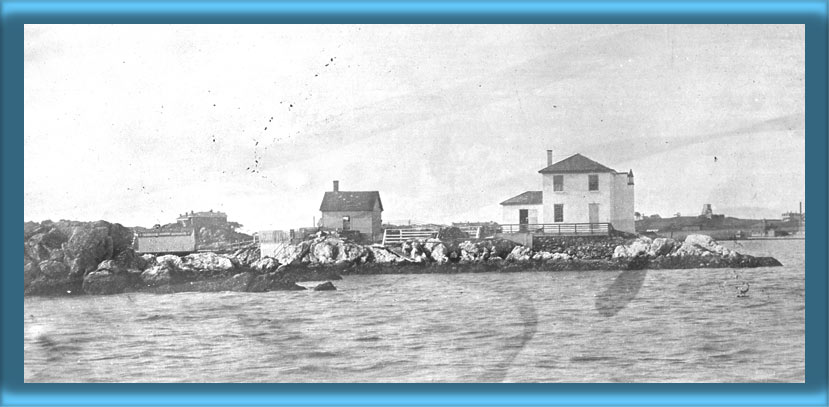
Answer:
[
  {"left": 24, "top": 221, "right": 42, "bottom": 240},
  {"left": 674, "top": 234, "right": 736, "bottom": 257},
  {"left": 141, "top": 253, "right": 157, "bottom": 267},
  {"left": 97, "top": 221, "right": 134, "bottom": 257},
  {"left": 139, "top": 263, "right": 180, "bottom": 287},
  {"left": 409, "top": 241, "right": 431, "bottom": 263},
  {"left": 274, "top": 241, "right": 311, "bottom": 265},
  {"left": 426, "top": 242, "right": 450, "bottom": 264},
  {"left": 613, "top": 237, "right": 679, "bottom": 259},
  {"left": 231, "top": 244, "right": 260, "bottom": 267},
  {"left": 24, "top": 241, "right": 49, "bottom": 264},
  {"left": 612, "top": 237, "right": 652, "bottom": 258},
  {"left": 247, "top": 273, "right": 306, "bottom": 292},
  {"left": 156, "top": 254, "right": 186, "bottom": 270},
  {"left": 423, "top": 238, "right": 441, "bottom": 251},
  {"left": 28, "top": 227, "right": 68, "bottom": 250},
  {"left": 400, "top": 241, "right": 413, "bottom": 256},
  {"left": 336, "top": 242, "right": 372, "bottom": 264},
  {"left": 458, "top": 241, "right": 482, "bottom": 262},
  {"left": 313, "top": 281, "right": 337, "bottom": 291},
  {"left": 251, "top": 257, "right": 280, "bottom": 273},
  {"left": 64, "top": 225, "right": 113, "bottom": 276},
  {"left": 505, "top": 245, "right": 532, "bottom": 262},
  {"left": 532, "top": 251, "right": 554, "bottom": 261},
  {"left": 490, "top": 239, "right": 518, "bottom": 259},
  {"left": 310, "top": 240, "right": 338, "bottom": 263},
  {"left": 38, "top": 260, "right": 70, "bottom": 278},
  {"left": 182, "top": 252, "right": 237, "bottom": 275},
  {"left": 369, "top": 246, "right": 409, "bottom": 263},
  {"left": 111, "top": 248, "right": 150, "bottom": 272},
  {"left": 649, "top": 238, "right": 676, "bottom": 257}
]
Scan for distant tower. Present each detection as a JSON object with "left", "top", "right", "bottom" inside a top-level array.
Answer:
[{"left": 701, "top": 204, "right": 713, "bottom": 219}]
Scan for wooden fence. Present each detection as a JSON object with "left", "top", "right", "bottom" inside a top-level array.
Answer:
[
  {"left": 382, "top": 228, "right": 439, "bottom": 245},
  {"left": 499, "top": 223, "right": 612, "bottom": 236}
]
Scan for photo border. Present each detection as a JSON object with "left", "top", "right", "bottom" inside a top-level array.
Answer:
[{"left": 2, "top": 1, "right": 827, "bottom": 405}]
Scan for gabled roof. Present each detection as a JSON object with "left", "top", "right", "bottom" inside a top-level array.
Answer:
[
  {"left": 538, "top": 153, "right": 616, "bottom": 174},
  {"left": 320, "top": 191, "right": 383, "bottom": 212},
  {"left": 500, "top": 191, "right": 543, "bottom": 206}
]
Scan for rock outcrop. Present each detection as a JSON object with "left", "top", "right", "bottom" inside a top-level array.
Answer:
[
  {"left": 181, "top": 252, "right": 237, "bottom": 275},
  {"left": 24, "top": 220, "right": 135, "bottom": 296},
  {"left": 231, "top": 244, "right": 260, "bottom": 266},
  {"left": 25, "top": 221, "right": 782, "bottom": 297},
  {"left": 612, "top": 235, "right": 735, "bottom": 260},
  {"left": 613, "top": 236, "right": 678, "bottom": 259},
  {"left": 505, "top": 245, "right": 532, "bottom": 262},
  {"left": 674, "top": 234, "right": 737, "bottom": 257},
  {"left": 251, "top": 257, "right": 280, "bottom": 273},
  {"left": 313, "top": 281, "right": 337, "bottom": 291}
]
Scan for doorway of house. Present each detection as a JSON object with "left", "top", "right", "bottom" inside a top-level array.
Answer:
[
  {"left": 342, "top": 216, "right": 351, "bottom": 231},
  {"left": 519, "top": 209, "right": 529, "bottom": 232},
  {"left": 588, "top": 203, "right": 599, "bottom": 224}
]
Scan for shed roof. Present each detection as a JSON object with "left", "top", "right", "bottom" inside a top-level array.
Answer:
[
  {"left": 538, "top": 153, "right": 616, "bottom": 174},
  {"left": 320, "top": 191, "right": 383, "bottom": 212},
  {"left": 500, "top": 191, "right": 543, "bottom": 206}
]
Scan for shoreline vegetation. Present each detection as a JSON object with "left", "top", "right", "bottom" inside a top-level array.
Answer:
[{"left": 24, "top": 220, "right": 782, "bottom": 297}]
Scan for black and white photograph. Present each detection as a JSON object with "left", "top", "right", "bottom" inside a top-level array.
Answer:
[{"left": 23, "top": 24, "right": 805, "bottom": 383}]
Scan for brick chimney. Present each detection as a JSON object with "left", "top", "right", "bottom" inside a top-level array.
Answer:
[
  {"left": 547, "top": 150, "right": 553, "bottom": 166},
  {"left": 333, "top": 180, "right": 339, "bottom": 192}
]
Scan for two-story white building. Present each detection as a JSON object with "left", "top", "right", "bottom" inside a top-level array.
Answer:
[{"left": 500, "top": 151, "right": 635, "bottom": 234}]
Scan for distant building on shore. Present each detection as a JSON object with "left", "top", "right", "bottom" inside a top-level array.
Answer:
[
  {"left": 500, "top": 151, "right": 635, "bottom": 234},
  {"left": 781, "top": 212, "right": 805, "bottom": 223},
  {"left": 176, "top": 210, "right": 228, "bottom": 229},
  {"left": 319, "top": 180, "right": 383, "bottom": 242},
  {"left": 136, "top": 209, "right": 244, "bottom": 254}
]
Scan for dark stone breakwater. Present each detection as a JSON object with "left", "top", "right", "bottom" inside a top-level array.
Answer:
[{"left": 23, "top": 220, "right": 781, "bottom": 297}]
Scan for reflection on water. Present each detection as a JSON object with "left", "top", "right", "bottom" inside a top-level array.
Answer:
[{"left": 24, "top": 240, "right": 804, "bottom": 382}]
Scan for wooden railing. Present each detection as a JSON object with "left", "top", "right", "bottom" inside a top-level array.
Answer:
[
  {"left": 500, "top": 223, "right": 612, "bottom": 236},
  {"left": 382, "top": 228, "right": 439, "bottom": 245},
  {"left": 196, "top": 239, "right": 257, "bottom": 253}
]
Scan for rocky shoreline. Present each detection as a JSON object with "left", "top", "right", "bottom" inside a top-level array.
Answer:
[{"left": 24, "top": 220, "right": 782, "bottom": 297}]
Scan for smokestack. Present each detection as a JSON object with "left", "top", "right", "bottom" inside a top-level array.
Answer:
[
  {"left": 333, "top": 180, "right": 339, "bottom": 192},
  {"left": 547, "top": 150, "right": 553, "bottom": 166}
]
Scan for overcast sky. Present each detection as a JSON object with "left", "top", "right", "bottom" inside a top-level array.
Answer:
[{"left": 24, "top": 24, "right": 805, "bottom": 231}]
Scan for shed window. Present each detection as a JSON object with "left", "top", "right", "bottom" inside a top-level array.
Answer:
[
  {"left": 554, "top": 204, "right": 564, "bottom": 222},
  {"left": 588, "top": 174, "right": 599, "bottom": 191},
  {"left": 553, "top": 175, "right": 563, "bottom": 191}
]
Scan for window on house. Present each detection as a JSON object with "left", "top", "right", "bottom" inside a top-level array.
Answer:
[
  {"left": 553, "top": 175, "right": 563, "bottom": 191},
  {"left": 554, "top": 204, "right": 564, "bottom": 222},
  {"left": 588, "top": 174, "right": 599, "bottom": 191}
]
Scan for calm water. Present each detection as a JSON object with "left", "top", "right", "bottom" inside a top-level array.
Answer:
[{"left": 24, "top": 239, "right": 804, "bottom": 383}]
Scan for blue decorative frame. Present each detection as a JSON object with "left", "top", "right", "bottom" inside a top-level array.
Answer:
[{"left": 2, "top": 1, "right": 826, "bottom": 405}]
